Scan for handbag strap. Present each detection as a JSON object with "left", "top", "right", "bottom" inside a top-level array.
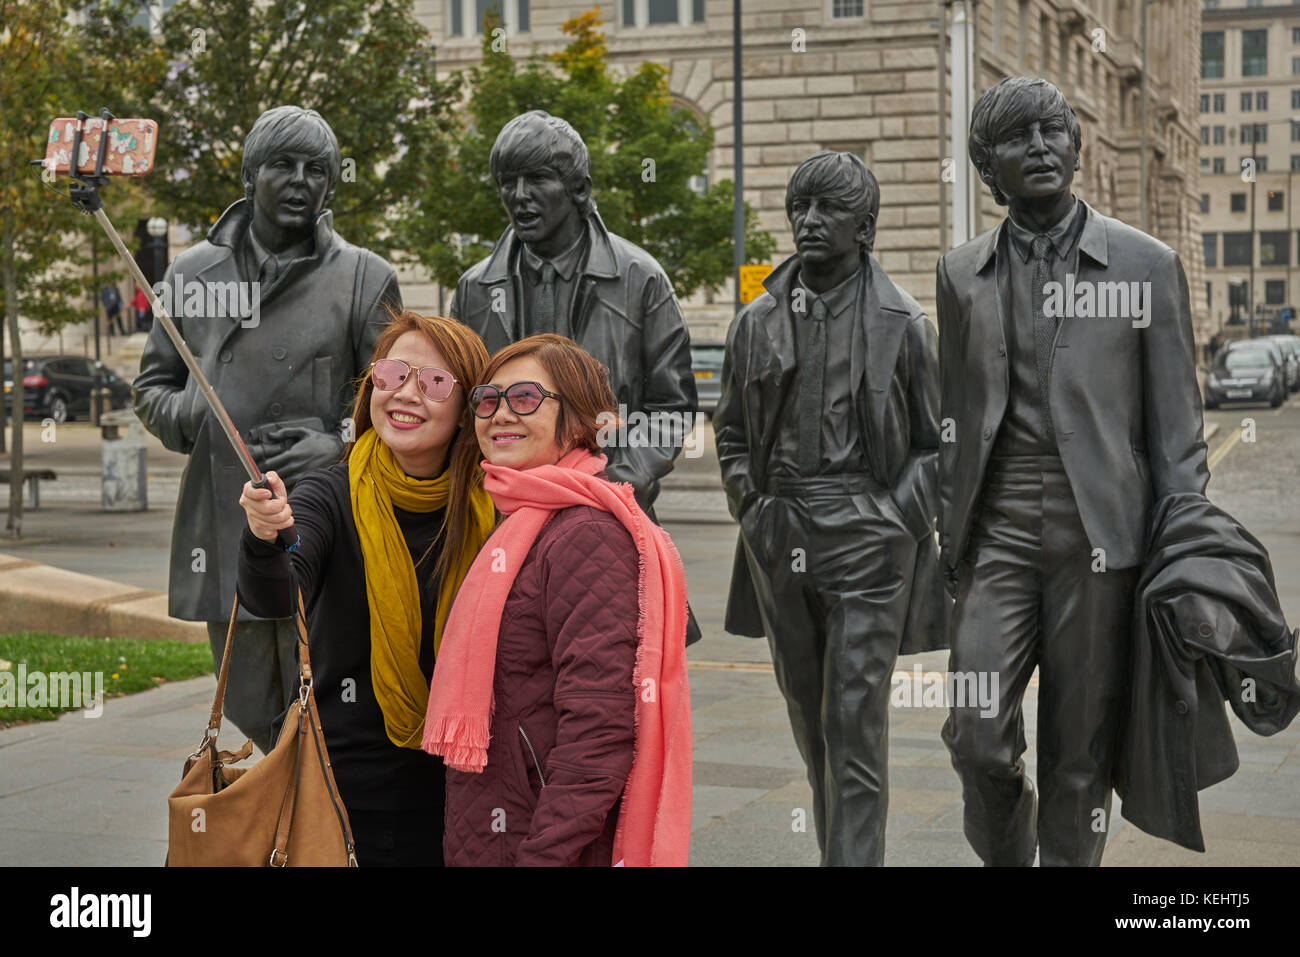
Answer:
[
  {"left": 269, "top": 705, "right": 307, "bottom": 867},
  {"left": 200, "top": 596, "right": 242, "bottom": 749},
  {"left": 202, "top": 579, "right": 316, "bottom": 751},
  {"left": 270, "top": 587, "right": 357, "bottom": 867}
]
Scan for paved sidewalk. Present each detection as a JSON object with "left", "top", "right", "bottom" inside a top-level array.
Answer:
[{"left": 0, "top": 416, "right": 1297, "bottom": 865}]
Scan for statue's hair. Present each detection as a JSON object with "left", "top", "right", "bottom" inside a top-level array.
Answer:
[
  {"left": 489, "top": 110, "right": 594, "bottom": 216},
  {"left": 241, "top": 106, "right": 342, "bottom": 206},
  {"left": 786, "top": 150, "right": 880, "bottom": 254},
  {"left": 968, "top": 77, "right": 1081, "bottom": 206}
]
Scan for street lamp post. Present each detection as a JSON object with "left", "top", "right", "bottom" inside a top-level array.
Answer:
[
  {"left": 146, "top": 217, "right": 168, "bottom": 332},
  {"left": 732, "top": 0, "right": 744, "bottom": 314},
  {"left": 1249, "top": 135, "right": 1257, "bottom": 336},
  {"left": 1140, "top": 0, "right": 1158, "bottom": 234}
]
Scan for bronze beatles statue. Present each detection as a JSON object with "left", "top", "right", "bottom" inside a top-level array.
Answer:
[
  {"left": 451, "top": 110, "right": 697, "bottom": 515},
  {"left": 135, "top": 106, "right": 400, "bottom": 752},
  {"left": 937, "top": 77, "right": 1299, "bottom": 865},
  {"left": 716, "top": 151, "right": 945, "bottom": 865}
]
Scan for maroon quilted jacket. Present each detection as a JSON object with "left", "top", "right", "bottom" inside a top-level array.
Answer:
[{"left": 442, "top": 504, "right": 640, "bottom": 866}]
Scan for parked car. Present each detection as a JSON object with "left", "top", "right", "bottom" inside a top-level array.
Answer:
[
  {"left": 1204, "top": 345, "right": 1286, "bottom": 409},
  {"left": 2, "top": 355, "right": 133, "bottom": 423},
  {"left": 691, "top": 342, "right": 725, "bottom": 418},
  {"left": 1263, "top": 334, "right": 1300, "bottom": 392}
]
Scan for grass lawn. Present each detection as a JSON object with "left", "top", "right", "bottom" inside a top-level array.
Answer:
[{"left": 0, "top": 633, "right": 213, "bottom": 726}]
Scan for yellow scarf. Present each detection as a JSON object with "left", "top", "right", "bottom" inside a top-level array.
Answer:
[{"left": 349, "top": 429, "right": 495, "bottom": 749}]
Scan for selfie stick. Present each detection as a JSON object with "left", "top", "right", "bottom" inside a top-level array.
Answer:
[{"left": 46, "top": 108, "right": 299, "bottom": 551}]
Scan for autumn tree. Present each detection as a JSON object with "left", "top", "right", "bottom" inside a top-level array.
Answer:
[
  {"left": 120, "top": 0, "right": 461, "bottom": 258},
  {"left": 397, "top": 8, "right": 775, "bottom": 298},
  {"left": 0, "top": 0, "right": 158, "bottom": 534}
]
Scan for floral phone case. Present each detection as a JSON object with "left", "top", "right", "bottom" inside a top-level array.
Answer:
[{"left": 44, "top": 117, "right": 158, "bottom": 176}]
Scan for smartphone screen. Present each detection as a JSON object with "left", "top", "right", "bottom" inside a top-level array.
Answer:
[{"left": 44, "top": 117, "right": 158, "bottom": 176}]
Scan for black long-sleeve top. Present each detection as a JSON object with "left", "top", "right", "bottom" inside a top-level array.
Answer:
[{"left": 236, "top": 462, "right": 447, "bottom": 812}]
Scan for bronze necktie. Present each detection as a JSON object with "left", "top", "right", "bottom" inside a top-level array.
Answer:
[
  {"left": 535, "top": 262, "right": 557, "bottom": 336},
  {"left": 1031, "top": 235, "right": 1057, "bottom": 441},
  {"left": 797, "top": 297, "right": 828, "bottom": 475}
]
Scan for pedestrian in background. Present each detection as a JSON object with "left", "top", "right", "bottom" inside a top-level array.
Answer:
[
  {"left": 101, "top": 283, "right": 125, "bottom": 336},
  {"left": 237, "top": 311, "right": 495, "bottom": 866},
  {"left": 424, "top": 334, "right": 692, "bottom": 866},
  {"left": 130, "top": 285, "right": 150, "bottom": 331}
]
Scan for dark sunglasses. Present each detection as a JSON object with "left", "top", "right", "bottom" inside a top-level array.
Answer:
[
  {"left": 469, "top": 381, "right": 561, "bottom": 418},
  {"left": 370, "top": 358, "right": 457, "bottom": 402}
]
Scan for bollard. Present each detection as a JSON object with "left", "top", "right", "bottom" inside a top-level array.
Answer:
[{"left": 101, "top": 409, "right": 147, "bottom": 511}]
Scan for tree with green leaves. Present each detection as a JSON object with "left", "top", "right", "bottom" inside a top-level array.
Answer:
[
  {"left": 397, "top": 8, "right": 775, "bottom": 299},
  {"left": 123, "top": 0, "right": 460, "bottom": 259},
  {"left": 0, "top": 0, "right": 158, "bottom": 534}
]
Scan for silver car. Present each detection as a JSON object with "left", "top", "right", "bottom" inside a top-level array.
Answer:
[
  {"left": 1263, "top": 334, "right": 1300, "bottom": 392},
  {"left": 1205, "top": 345, "right": 1286, "bottom": 409},
  {"left": 691, "top": 343, "right": 724, "bottom": 418}
]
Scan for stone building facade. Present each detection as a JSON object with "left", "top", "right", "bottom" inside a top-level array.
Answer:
[
  {"left": 1199, "top": 0, "right": 1300, "bottom": 335},
  {"left": 413, "top": 0, "right": 1207, "bottom": 343}
]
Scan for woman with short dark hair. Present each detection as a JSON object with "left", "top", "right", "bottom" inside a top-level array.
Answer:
[{"left": 424, "top": 334, "right": 693, "bottom": 866}]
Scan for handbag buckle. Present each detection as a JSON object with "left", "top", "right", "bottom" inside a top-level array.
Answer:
[{"left": 269, "top": 848, "right": 289, "bottom": 867}]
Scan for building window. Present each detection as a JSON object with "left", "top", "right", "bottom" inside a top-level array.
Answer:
[
  {"left": 1266, "top": 280, "right": 1286, "bottom": 304},
  {"left": 1204, "top": 233, "right": 1218, "bottom": 268},
  {"left": 448, "top": 0, "right": 529, "bottom": 35},
  {"left": 1294, "top": 91, "right": 1300, "bottom": 110},
  {"left": 1243, "top": 29, "right": 1268, "bottom": 76},
  {"left": 1214, "top": 157, "right": 1226, "bottom": 174},
  {"left": 1293, "top": 56, "right": 1300, "bottom": 75},
  {"left": 1292, "top": 120, "right": 1300, "bottom": 142},
  {"left": 1243, "top": 123, "right": 1267, "bottom": 144},
  {"left": 1215, "top": 125, "right": 1226, "bottom": 144},
  {"left": 1206, "top": 283, "right": 1212, "bottom": 308},
  {"left": 1258, "top": 156, "right": 1270, "bottom": 172},
  {"left": 1263, "top": 231, "right": 1291, "bottom": 265},
  {"left": 1201, "top": 126, "right": 1210, "bottom": 145},
  {"left": 1214, "top": 93, "right": 1225, "bottom": 112},
  {"left": 1201, "top": 156, "right": 1212, "bottom": 174},
  {"left": 830, "top": 0, "right": 864, "bottom": 18},
  {"left": 1270, "top": 191, "right": 1286, "bottom": 212},
  {"left": 1258, "top": 91, "right": 1269, "bottom": 110},
  {"left": 1242, "top": 91, "right": 1253, "bottom": 112},
  {"left": 1201, "top": 194, "right": 1211, "bottom": 214},
  {"left": 1231, "top": 193, "right": 1247, "bottom": 212},
  {"left": 1293, "top": 26, "right": 1300, "bottom": 44},
  {"left": 1017, "top": 0, "right": 1029, "bottom": 67},
  {"left": 622, "top": 0, "right": 706, "bottom": 26},
  {"left": 1201, "top": 93, "right": 1210, "bottom": 113},
  {"left": 1224, "top": 232, "right": 1253, "bottom": 266},
  {"left": 1292, "top": 155, "right": 1300, "bottom": 171},
  {"left": 1202, "top": 31, "right": 1225, "bottom": 78}
]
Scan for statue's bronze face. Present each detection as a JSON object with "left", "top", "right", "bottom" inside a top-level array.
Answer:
[
  {"left": 788, "top": 192, "right": 866, "bottom": 272},
  {"left": 988, "top": 116, "right": 1076, "bottom": 204},
  {"left": 497, "top": 166, "right": 583, "bottom": 255},
  {"left": 251, "top": 148, "right": 330, "bottom": 239}
]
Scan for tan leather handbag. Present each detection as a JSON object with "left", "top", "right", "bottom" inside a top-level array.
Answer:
[{"left": 167, "top": 592, "right": 357, "bottom": 866}]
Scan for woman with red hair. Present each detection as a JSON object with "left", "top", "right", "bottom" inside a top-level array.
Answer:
[{"left": 237, "top": 311, "right": 495, "bottom": 866}]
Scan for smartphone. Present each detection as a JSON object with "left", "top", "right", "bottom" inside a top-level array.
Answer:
[{"left": 44, "top": 116, "right": 158, "bottom": 176}]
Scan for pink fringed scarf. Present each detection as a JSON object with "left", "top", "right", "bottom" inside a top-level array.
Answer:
[{"left": 422, "top": 448, "right": 692, "bottom": 867}]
